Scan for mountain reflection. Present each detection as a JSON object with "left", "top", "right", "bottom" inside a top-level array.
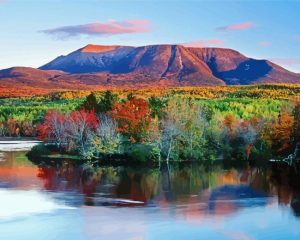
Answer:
[
  {"left": 33, "top": 160, "right": 293, "bottom": 217},
  {"left": 1, "top": 151, "right": 300, "bottom": 218}
]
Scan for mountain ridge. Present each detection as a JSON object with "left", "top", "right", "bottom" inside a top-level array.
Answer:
[
  {"left": 39, "top": 44, "right": 300, "bottom": 85},
  {"left": 1, "top": 44, "right": 300, "bottom": 97}
]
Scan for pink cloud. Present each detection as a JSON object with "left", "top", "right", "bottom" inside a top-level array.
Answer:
[
  {"left": 183, "top": 39, "right": 224, "bottom": 48},
  {"left": 41, "top": 19, "right": 151, "bottom": 39},
  {"left": 258, "top": 41, "right": 271, "bottom": 47},
  {"left": 269, "top": 58, "right": 300, "bottom": 66},
  {"left": 217, "top": 22, "right": 255, "bottom": 32}
]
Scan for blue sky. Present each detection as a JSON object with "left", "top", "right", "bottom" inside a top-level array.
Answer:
[{"left": 0, "top": 0, "right": 300, "bottom": 72}]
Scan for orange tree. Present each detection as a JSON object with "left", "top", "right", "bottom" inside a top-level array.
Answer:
[
  {"left": 223, "top": 113, "right": 236, "bottom": 137},
  {"left": 271, "top": 112, "right": 294, "bottom": 153},
  {"left": 112, "top": 98, "right": 152, "bottom": 142}
]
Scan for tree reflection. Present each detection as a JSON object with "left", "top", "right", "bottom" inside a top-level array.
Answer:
[
  {"left": 32, "top": 159, "right": 300, "bottom": 217},
  {"left": 270, "top": 166, "right": 300, "bottom": 217}
]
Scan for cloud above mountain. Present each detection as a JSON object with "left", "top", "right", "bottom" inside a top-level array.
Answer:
[
  {"left": 269, "top": 58, "right": 300, "bottom": 66},
  {"left": 183, "top": 39, "right": 224, "bottom": 48},
  {"left": 217, "top": 22, "right": 255, "bottom": 32},
  {"left": 258, "top": 41, "right": 271, "bottom": 47},
  {"left": 40, "top": 19, "right": 151, "bottom": 39}
]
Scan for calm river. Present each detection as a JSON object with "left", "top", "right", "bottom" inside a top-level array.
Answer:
[{"left": 0, "top": 150, "right": 300, "bottom": 240}]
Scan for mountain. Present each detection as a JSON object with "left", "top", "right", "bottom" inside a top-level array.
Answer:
[
  {"left": 0, "top": 67, "right": 106, "bottom": 97},
  {"left": 40, "top": 44, "right": 300, "bottom": 85},
  {"left": 41, "top": 45, "right": 135, "bottom": 74},
  {"left": 188, "top": 48, "right": 300, "bottom": 85},
  {"left": 0, "top": 67, "right": 65, "bottom": 86},
  {"left": 1, "top": 44, "right": 300, "bottom": 97}
]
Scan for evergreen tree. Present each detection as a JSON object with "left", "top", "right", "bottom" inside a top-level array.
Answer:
[
  {"left": 148, "top": 96, "right": 167, "bottom": 119},
  {"left": 82, "top": 93, "right": 98, "bottom": 112},
  {"left": 98, "top": 91, "right": 118, "bottom": 113}
]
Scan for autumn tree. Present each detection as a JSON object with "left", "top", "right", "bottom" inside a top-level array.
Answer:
[
  {"left": 112, "top": 98, "right": 152, "bottom": 142},
  {"left": 223, "top": 113, "right": 236, "bottom": 134},
  {"left": 158, "top": 98, "right": 209, "bottom": 161},
  {"left": 237, "top": 120, "right": 257, "bottom": 145},
  {"left": 159, "top": 117, "right": 182, "bottom": 162},
  {"left": 7, "top": 118, "right": 19, "bottom": 137},
  {"left": 91, "top": 114, "right": 121, "bottom": 156},
  {"left": 37, "top": 110, "right": 68, "bottom": 150},
  {"left": 221, "top": 113, "right": 237, "bottom": 158},
  {"left": 20, "top": 121, "right": 36, "bottom": 136},
  {"left": 271, "top": 112, "right": 294, "bottom": 153},
  {"left": 66, "top": 109, "right": 98, "bottom": 158}
]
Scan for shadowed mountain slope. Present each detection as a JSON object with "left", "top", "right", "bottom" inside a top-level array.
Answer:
[{"left": 1, "top": 44, "right": 300, "bottom": 96}]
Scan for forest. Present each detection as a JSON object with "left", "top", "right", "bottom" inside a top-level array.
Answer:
[{"left": 1, "top": 84, "right": 300, "bottom": 162}]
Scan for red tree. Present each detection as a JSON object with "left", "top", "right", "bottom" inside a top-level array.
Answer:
[
  {"left": 37, "top": 109, "right": 98, "bottom": 153},
  {"left": 112, "top": 98, "right": 151, "bottom": 142},
  {"left": 65, "top": 109, "right": 98, "bottom": 156},
  {"left": 37, "top": 110, "right": 67, "bottom": 146}
]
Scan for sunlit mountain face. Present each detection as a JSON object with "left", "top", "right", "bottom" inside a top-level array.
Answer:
[
  {"left": 1, "top": 44, "right": 300, "bottom": 98},
  {"left": 40, "top": 44, "right": 300, "bottom": 85}
]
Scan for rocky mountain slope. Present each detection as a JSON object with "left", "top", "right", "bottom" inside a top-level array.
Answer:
[{"left": 1, "top": 44, "right": 300, "bottom": 96}]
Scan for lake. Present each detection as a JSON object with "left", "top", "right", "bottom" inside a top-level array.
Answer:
[{"left": 0, "top": 150, "right": 300, "bottom": 240}]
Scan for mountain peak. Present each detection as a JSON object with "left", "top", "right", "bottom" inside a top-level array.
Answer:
[
  {"left": 80, "top": 44, "right": 121, "bottom": 53},
  {"left": 37, "top": 43, "right": 300, "bottom": 85}
]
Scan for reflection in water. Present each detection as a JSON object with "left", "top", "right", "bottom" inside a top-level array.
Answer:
[
  {"left": 0, "top": 189, "right": 73, "bottom": 219},
  {"left": 12, "top": 158, "right": 289, "bottom": 214},
  {"left": 0, "top": 151, "right": 300, "bottom": 239},
  {"left": 270, "top": 166, "right": 300, "bottom": 217}
]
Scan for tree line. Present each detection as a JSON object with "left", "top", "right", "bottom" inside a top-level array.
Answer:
[{"left": 28, "top": 91, "right": 300, "bottom": 162}]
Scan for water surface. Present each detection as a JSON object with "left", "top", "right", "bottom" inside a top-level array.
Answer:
[{"left": 0, "top": 151, "right": 300, "bottom": 240}]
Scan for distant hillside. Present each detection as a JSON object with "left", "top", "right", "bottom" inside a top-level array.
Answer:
[
  {"left": 40, "top": 44, "right": 300, "bottom": 85},
  {"left": 1, "top": 44, "right": 300, "bottom": 97}
]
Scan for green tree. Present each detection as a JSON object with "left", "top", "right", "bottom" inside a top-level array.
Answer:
[
  {"left": 127, "top": 92, "right": 135, "bottom": 101},
  {"left": 82, "top": 93, "right": 98, "bottom": 112},
  {"left": 292, "top": 103, "right": 300, "bottom": 145},
  {"left": 148, "top": 96, "right": 167, "bottom": 119},
  {"left": 98, "top": 91, "right": 118, "bottom": 113}
]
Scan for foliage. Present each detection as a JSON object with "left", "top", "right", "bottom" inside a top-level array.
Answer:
[
  {"left": 66, "top": 109, "right": 99, "bottom": 158},
  {"left": 267, "top": 112, "right": 294, "bottom": 154},
  {"left": 112, "top": 98, "right": 152, "bottom": 143},
  {"left": 81, "top": 93, "right": 98, "bottom": 112},
  {"left": 97, "top": 91, "right": 118, "bottom": 113},
  {"left": 148, "top": 96, "right": 168, "bottom": 119},
  {"left": 37, "top": 110, "right": 68, "bottom": 148},
  {"left": 5, "top": 85, "right": 300, "bottom": 162},
  {"left": 37, "top": 109, "right": 98, "bottom": 159},
  {"left": 91, "top": 114, "right": 121, "bottom": 156},
  {"left": 26, "top": 144, "right": 51, "bottom": 159},
  {"left": 292, "top": 103, "right": 300, "bottom": 144}
]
